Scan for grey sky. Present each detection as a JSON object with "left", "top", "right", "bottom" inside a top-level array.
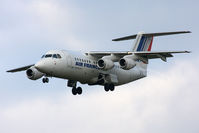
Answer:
[{"left": 0, "top": 0, "right": 198, "bottom": 133}]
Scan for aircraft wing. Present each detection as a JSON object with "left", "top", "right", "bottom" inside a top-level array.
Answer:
[
  {"left": 86, "top": 51, "right": 190, "bottom": 62},
  {"left": 7, "top": 64, "right": 34, "bottom": 73},
  {"left": 132, "top": 51, "right": 190, "bottom": 62},
  {"left": 86, "top": 51, "right": 131, "bottom": 58}
]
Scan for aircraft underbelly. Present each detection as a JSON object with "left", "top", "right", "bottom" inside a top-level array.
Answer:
[
  {"left": 115, "top": 67, "right": 146, "bottom": 85},
  {"left": 62, "top": 66, "right": 99, "bottom": 84}
]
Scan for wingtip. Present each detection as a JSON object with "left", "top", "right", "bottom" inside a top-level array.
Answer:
[
  {"left": 186, "top": 31, "right": 192, "bottom": 33},
  {"left": 177, "top": 31, "right": 191, "bottom": 33},
  {"left": 186, "top": 51, "right": 191, "bottom": 53}
]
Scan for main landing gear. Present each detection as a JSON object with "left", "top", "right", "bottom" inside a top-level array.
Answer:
[
  {"left": 42, "top": 77, "right": 49, "bottom": 83},
  {"left": 72, "top": 86, "right": 82, "bottom": 95},
  {"left": 104, "top": 83, "right": 115, "bottom": 92},
  {"left": 67, "top": 80, "right": 83, "bottom": 95}
]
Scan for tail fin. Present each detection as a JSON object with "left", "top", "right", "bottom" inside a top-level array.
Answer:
[
  {"left": 112, "top": 31, "right": 191, "bottom": 52},
  {"left": 132, "top": 32, "right": 153, "bottom": 51}
]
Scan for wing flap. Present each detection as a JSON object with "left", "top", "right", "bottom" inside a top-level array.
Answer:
[{"left": 134, "top": 51, "right": 190, "bottom": 59}]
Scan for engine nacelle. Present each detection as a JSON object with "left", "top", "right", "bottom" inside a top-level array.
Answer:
[
  {"left": 119, "top": 58, "right": 136, "bottom": 70},
  {"left": 97, "top": 58, "right": 114, "bottom": 70},
  {"left": 26, "top": 66, "right": 44, "bottom": 80}
]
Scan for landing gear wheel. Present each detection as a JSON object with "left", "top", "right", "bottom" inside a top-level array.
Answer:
[
  {"left": 72, "top": 87, "right": 82, "bottom": 95},
  {"left": 72, "top": 87, "right": 77, "bottom": 95},
  {"left": 77, "top": 87, "right": 82, "bottom": 95},
  {"left": 104, "top": 83, "right": 115, "bottom": 92},
  {"left": 109, "top": 84, "right": 115, "bottom": 91},
  {"left": 104, "top": 84, "right": 110, "bottom": 92},
  {"left": 42, "top": 78, "right": 49, "bottom": 83},
  {"left": 42, "top": 78, "right": 45, "bottom": 83},
  {"left": 45, "top": 78, "right": 49, "bottom": 83}
]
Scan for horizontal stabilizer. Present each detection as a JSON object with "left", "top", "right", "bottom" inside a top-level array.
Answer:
[{"left": 112, "top": 31, "right": 191, "bottom": 41}]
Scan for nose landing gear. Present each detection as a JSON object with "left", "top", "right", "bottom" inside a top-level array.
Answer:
[{"left": 42, "top": 77, "right": 49, "bottom": 83}]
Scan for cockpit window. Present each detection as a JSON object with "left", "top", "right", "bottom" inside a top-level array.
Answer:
[
  {"left": 57, "top": 54, "right": 61, "bottom": 58},
  {"left": 45, "top": 54, "right": 52, "bottom": 58},
  {"left": 41, "top": 55, "right": 45, "bottom": 58},
  {"left": 53, "top": 54, "right": 57, "bottom": 58},
  {"left": 41, "top": 54, "right": 61, "bottom": 58}
]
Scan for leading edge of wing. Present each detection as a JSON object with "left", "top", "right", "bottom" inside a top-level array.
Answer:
[
  {"left": 86, "top": 50, "right": 190, "bottom": 60},
  {"left": 87, "top": 50, "right": 191, "bottom": 56},
  {"left": 7, "top": 64, "right": 34, "bottom": 73},
  {"left": 86, "top": 51, "right": 131, "bottom": 55}
]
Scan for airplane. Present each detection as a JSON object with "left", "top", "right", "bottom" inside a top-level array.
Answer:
[{"left": 7, "top": 31, "right": 191, "bottom": 95}]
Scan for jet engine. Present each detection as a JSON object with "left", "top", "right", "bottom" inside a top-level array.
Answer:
[
  {"left": 26, "top": 66, "right": 44, "bottom": 80},
  {"left": 119, "top": 58, "right": 136, "bottom": 70},
  {"left": 97, "top": 58, "right": 114, "bottom": 70}
]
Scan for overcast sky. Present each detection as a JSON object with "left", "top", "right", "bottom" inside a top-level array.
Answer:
[{"left": 0, "top": 0, "right": 199, "bottom": 133}]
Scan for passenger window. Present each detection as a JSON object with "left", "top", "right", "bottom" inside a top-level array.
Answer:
[
  {"left": 57, "top": 54, "right": 61, "bottom": 58},
  {"left": 53, "top": 54, "right": 57, "bottom": 58},
  {"left": 45, "top": 54, "right": 52, "bottom": 58}
]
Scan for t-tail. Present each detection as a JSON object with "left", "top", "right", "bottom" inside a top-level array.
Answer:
[
  {"left": 112, "top": 31, "right": 191, "bottom": 52},
  {"left": 112, "top": 31, "right": 191, "bottom": 70}
]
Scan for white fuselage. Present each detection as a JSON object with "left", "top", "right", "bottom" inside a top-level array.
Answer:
[
  {"left": 7, "top": 30, "right": 190, "bottom": 95},
  {"left": 35, "top": 50, "right": 147, "bottom": 86}
]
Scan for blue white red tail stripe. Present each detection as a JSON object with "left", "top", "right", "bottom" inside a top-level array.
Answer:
[
  {"left": 147, "top": 36, "right": 153, "bottom": 51},
  {"left": 136, "top": 36, "right": 153, "bottom": 51},
  {"left": 136, "top": 36, "right": 145, "bottom": 51}
]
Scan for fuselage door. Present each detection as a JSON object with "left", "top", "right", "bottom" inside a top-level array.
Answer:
[
  {"left": 51, "top": 54, "right": 58, "bottom": 73},
  {"left": 67, "top": 55, "right": 72, "bottom": 67}
]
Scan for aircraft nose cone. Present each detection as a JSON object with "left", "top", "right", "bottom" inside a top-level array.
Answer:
[{"left": 35, "top": 60, "right": 46, "bottom": 72}]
